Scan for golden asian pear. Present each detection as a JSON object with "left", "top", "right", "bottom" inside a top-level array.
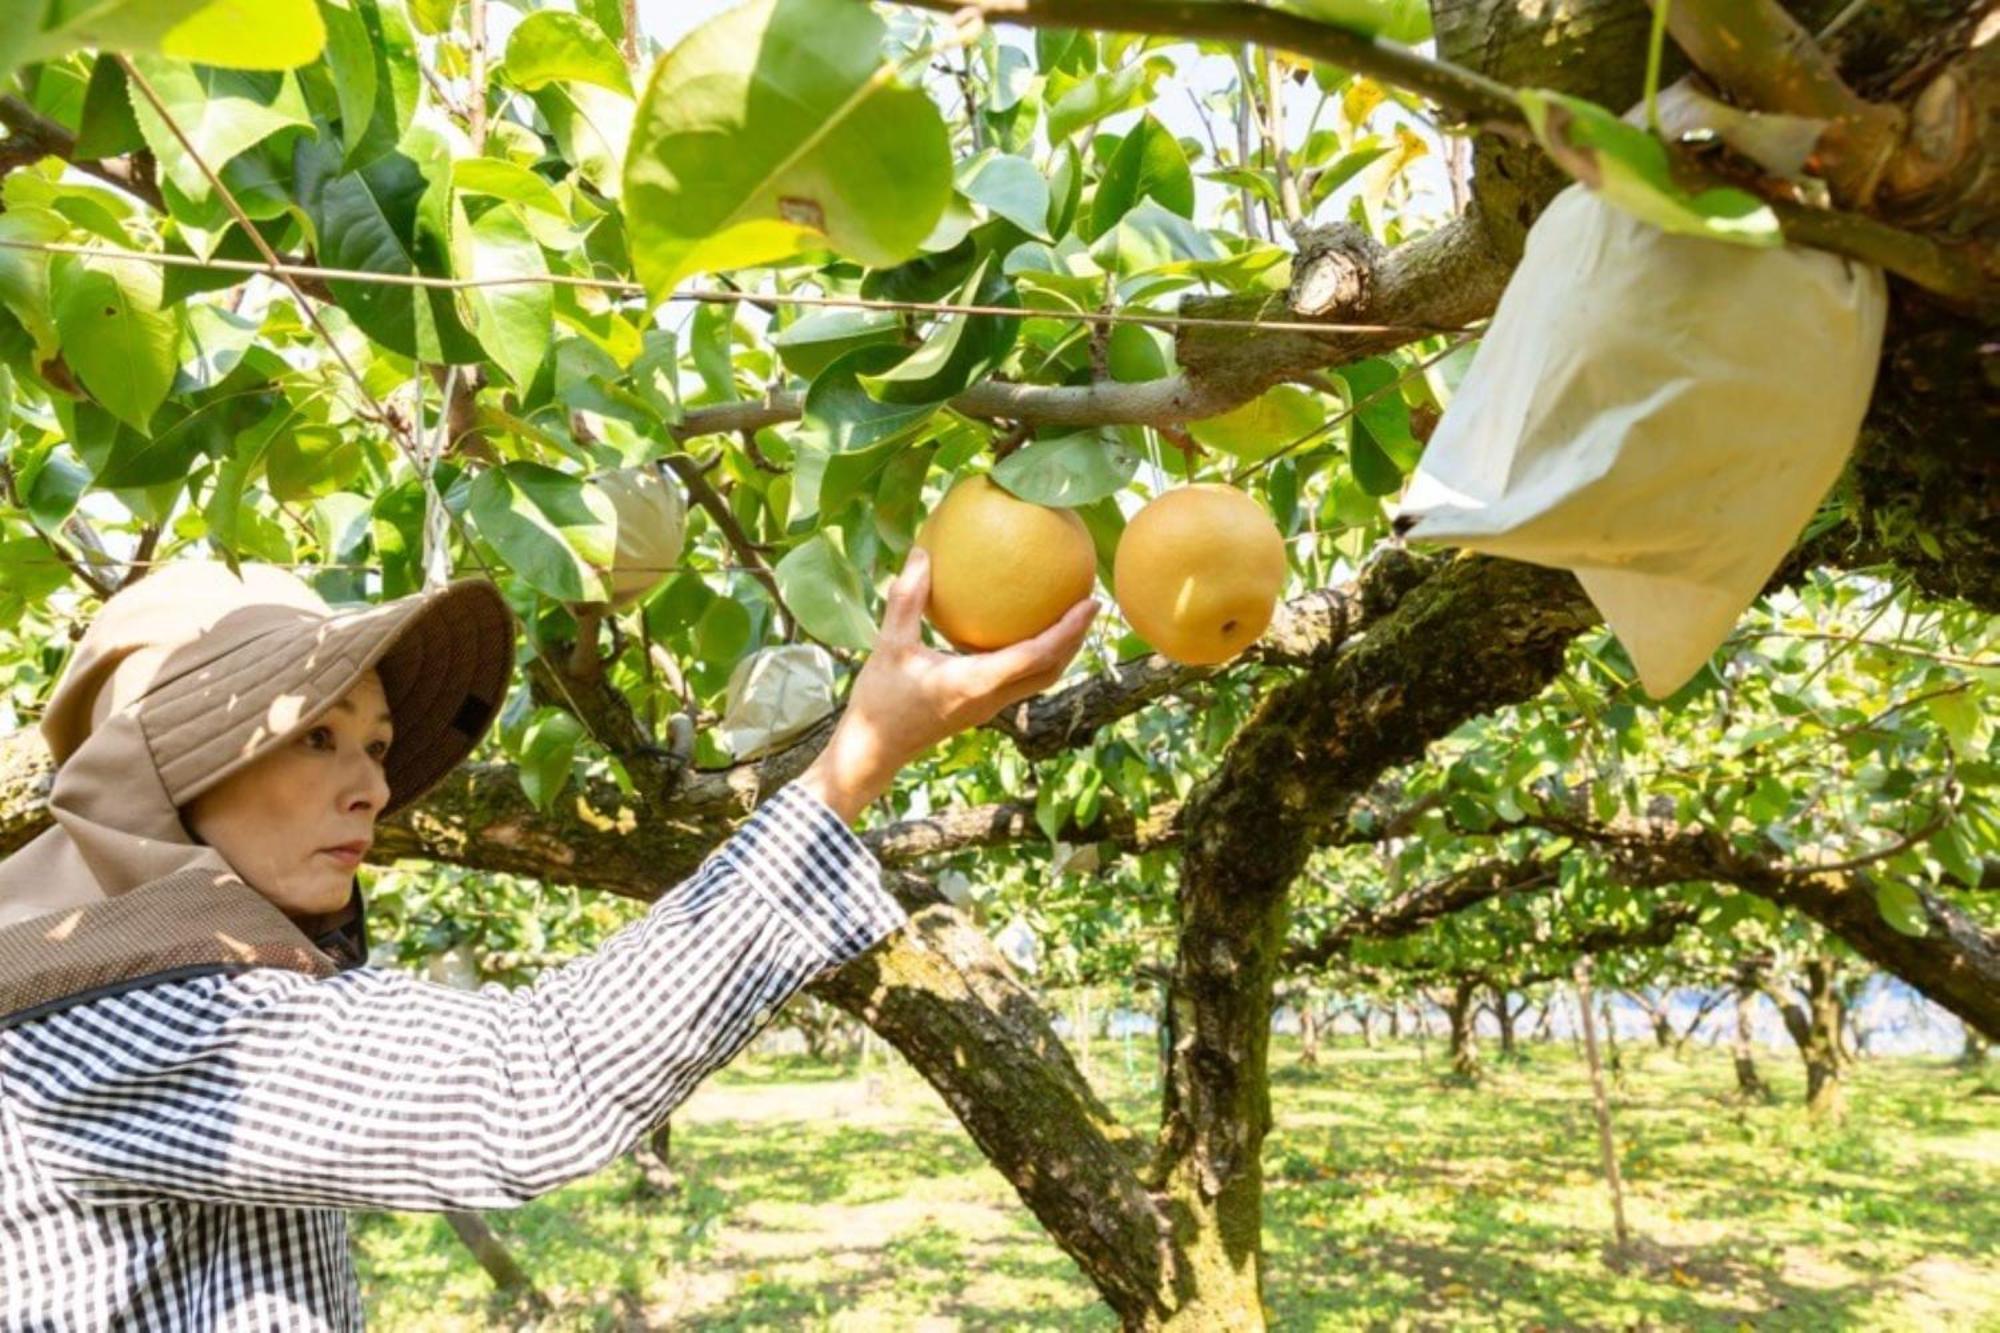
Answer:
[
  {"left": 914, "top": 475, "right": 1097, "bottom": 651},
  {"left": 1114, "top": 484, "right": 1286, "bottom": 666}
]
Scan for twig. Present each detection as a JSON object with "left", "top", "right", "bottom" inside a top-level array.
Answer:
[
  {"left": 1264, "top": 49, "right": 1306, "bottom": 233},
  {"left": 660, "top": 455, "right": 799, "bottom": 641},
  {"left": 468, "top": 0, "right": 489, "bottom": 155}
]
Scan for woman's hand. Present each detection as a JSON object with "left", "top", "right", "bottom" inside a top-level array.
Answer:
[{"left": 798, "top": 547, "right": 1099, "bottom": 823}]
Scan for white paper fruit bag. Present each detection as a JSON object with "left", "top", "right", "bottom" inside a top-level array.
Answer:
[
  {"left": 1394, "top": 185, "right": 1887, "bottom": 697},
  {"left": 719, "top": 645, "right": 837, "bottom": 759}
]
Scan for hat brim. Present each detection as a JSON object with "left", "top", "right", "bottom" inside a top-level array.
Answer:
[{"left": 153, "top": 580, "right": 515, "bottom": 816}]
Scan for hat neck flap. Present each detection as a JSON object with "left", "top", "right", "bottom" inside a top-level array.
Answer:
[{"left": 0, "top": 706, "right": 364, "bottom": 1028}]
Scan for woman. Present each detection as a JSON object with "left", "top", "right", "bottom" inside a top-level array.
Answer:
[{"left": 0, "top": 552, "right": 1095, "bottom": 1328}]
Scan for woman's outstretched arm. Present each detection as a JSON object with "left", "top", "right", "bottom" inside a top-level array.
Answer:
[{"left": 0, "top": 552, "right": 1096, "bottom": 1212}]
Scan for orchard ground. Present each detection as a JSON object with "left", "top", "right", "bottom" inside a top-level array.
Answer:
[{"left": 354, "top": 1036, "right": 1998, "bottom": 1330}]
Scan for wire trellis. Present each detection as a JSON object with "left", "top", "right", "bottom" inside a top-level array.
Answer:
[{"left": 0, "top": 237, "right": 1467, "bottom": 338}]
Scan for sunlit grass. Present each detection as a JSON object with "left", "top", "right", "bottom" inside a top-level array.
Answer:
[{"left": 354, "top": 1037, "right": 1998, "bottom": 1330}]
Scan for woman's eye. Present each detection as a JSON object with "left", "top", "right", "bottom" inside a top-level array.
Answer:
[
  {"left": 368, "top": 740, "right": 392, "bottom": 761},
  {"left": 303, "top": 727, "right": 334, "bottom": 751}
]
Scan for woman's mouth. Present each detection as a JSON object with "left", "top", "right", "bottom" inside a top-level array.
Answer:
[{"left": 319, "top": 842, "right": 370, "bottom": 868}]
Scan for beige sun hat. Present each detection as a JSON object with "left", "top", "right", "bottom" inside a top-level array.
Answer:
[
  {"left": 0, "top": 564, "right": 514, "bottom": 1020},
  {"left": 38, "top": 562, "right": 514, "bottom": 815}
]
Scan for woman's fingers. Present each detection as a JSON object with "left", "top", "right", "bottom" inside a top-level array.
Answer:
[
  {"left": 967, "top": 597, "right": 1098, "bottom": 696},
  {"left": 878, "top": 547, "right": 931, "bottom": 649}
]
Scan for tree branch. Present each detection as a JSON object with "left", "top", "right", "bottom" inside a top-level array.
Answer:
[
  {"left": 1648, "top": 0, "right": 1903, "bottom": 207},
  {"left": 898, "top": 0, "right": 1525, "bottom": 127},
  {"left": 809, "top": 877, "right": 1172, "bottom": 1323},
  {"left": 0, "top": 95, "right": 165, "bottom": 211}
]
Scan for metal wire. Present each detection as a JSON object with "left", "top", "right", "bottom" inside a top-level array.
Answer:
[
  {"left": 0, "top": 237, "right": 1467, "bottom": 337},
  {"left": 114, "top": 55, "right": 610, "bottom": 746},
  {"left": 1226, "top": 332, "right": 1480, "bottom": 484}
]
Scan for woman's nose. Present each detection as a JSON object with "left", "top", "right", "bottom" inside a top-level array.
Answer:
[{"left": 344, "top": 753, "right": 391, "bottom": 814}]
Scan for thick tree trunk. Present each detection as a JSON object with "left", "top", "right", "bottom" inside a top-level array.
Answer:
[
  {"left": 1298, "top": 999, "right": 1320, "bottom": 1067},
  {"left": 444, "top": 1213, "right": 550, "bottom": 1312},
  {"left": 1493, "top": 986, "right": 1518, "bottom": 1060},
  {"left": 630, "top": 1119, "right": 679, "bottom": 1200},
  {"left": 1357, "top": 1003, "right": 1376, "bottom": 1050},
  {"left": 1962, "top": 1029, "right": 1990, "bottom": 1069},
  {"left": 812, "top": 882, "right": 1173, "bottom": 1325},
  {"left": 1773, "top": 959, "right": 1846, "bottom": 1120},
  {"left": 1447, "top": 980, "right": 1482, "bottom": 1083},
  {"left": 1386, "top": 1001, "right": 1402, "bottom": 1040},
  {"left": 1733, "top": 986, "right": 1774, "bottom": 1103}
]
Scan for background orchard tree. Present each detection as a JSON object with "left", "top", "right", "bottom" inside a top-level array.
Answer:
[{"left": 0, "top": 0, "right": 1994, "bottom": 1328}]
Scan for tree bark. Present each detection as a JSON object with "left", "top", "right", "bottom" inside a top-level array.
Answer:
[
  {"left": 1961, "top": 1028, "right": 1990, "bottom": 1069},
  {"left": 1574, "top": 961, "right": 1631, "bottom": 1252},
  {"left": 630, "top": 1120, "right": 679, "bottom": 1200},
  {"left": 1733, "top": 984, "right": 1774, "bottom": 1104},
  {"left": 1772, "top": 958, "right": 1847, "bottom": 1120},
  {"left": 1446, "top": 980, "right": 1482, "bottom": 1083},
  {"left": 444, "top": 1213, "right": 550, "bottom": 1312},
  {"left": 1493, "top": 986, "right": 1518, "bottom": 1060},
  {"left": 812, "top": 883, "right": 1175, "bottom": 1325},
  {"left": 1298, "top": 996, "right": 1320, "bottom": 1067}
]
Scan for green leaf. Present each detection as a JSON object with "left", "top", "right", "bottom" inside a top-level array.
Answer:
[
  {"left": 293, "top": 134, "right": 483, "bottom": 363},
  {"left": 452, "top": 158, "right": 569, "bottom": 218},
  {"left": 773, "top": 308, "right": 904, "bottom": 379},
  {"left": 1188, "top": 385, "right": 1322, "bottom": 462},
  {"left": 53, "top": 257, "right": 179, "bottom": 430},
  {"left": 623, "top": 0, "right": 952, "bottom": 298},
  {"left": 1928, "top": 689, "right": 1980, "bottom": 751},
  {"left": 518, "top": 706, "right": 584, "bottom": 811},
  {"left": 1518, "top": 89, "right": 1782, "bottom": 247},
  {"left": 691, "top": 300, "right": 740, "bottom": 402},
  {"left": 319, "top": 0, "right": 378, "bottom": 159},
  {"left": 694, "top": 595, "right": 752, "bottom": 666},
  {"left": 126, "top": 58, "right": 311, "bottom": 205},
  {"left": 408, "top": 0, "right": 456, "bottom": 35},
  {"left": 960, "top": 153, "right": 1052, "bottom": 241},
  {"left": 1873, "top": 879, "right": 1929, "bottom": 938},
  {"left": 503, "top": 11, "right": 632, "bottom": 96},
  {"left": 1305, "top": 142, "right": 1392, "bottom": 213},
  {"left": 1088, "top": 199, "right": 1223, "bottom": 275},
  {"left": 776, "top": 534, "right": 877, "bottom": 651},
  {"left": 859, "top": 259, "right": 1018, "bottom": 406},
  {"left": 75, "top": 57, "right": 146, "bottom": 159},
  {"left": 0, "top": 207, "right": 69, "bottom": 357},
  {"left": 533, "top": 81, "right": 632, "bottom": 198},
  {"left": 2, "top": 0, "right": 327, "bottom": 77},
  {"left": 0, "top": 536, "right": 73, "bottom": 626},
  {"left": 467, "top": 462, "right": 618, "bottom": 603},
  {"left": 800, "top": 343, "right": 944, "bottom": 457},
  {"left": 267, "top": 424, "right": 361, "bottom": 501},
  {"left": 1107, "top": 322, "right": 1172, "bottom": 382},
  {"left": 1930, "top": 821, "right": 1984, "bottom": 890},
  {"left": 20, "top": 443, "right": 90, "bottom": 532},
  {"left": 1279, "top": 0, "right": 1431, "bottom": 42},
  {"left": 992, "top": 433, "right": 1139, "bottom": 508},
  {"left": 340, "top": 0, "right": 419, "bottom": 168},
  {"left": 1092, "top": 114, "right": 1193, "bottom": 235},
  {"left": 455, "top": 202, "right": 552, "bottom": 388},
  {"left": 1046, "top": 63, "right": 1151, "bottom": 143},
  {"left": 1339, "top": 358, "right": 1421, "bottom": 495}
]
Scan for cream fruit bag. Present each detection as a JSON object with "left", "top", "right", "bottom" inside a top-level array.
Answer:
[{"left": 1394, "top": 185, "right": 1888, "bottom": 698}]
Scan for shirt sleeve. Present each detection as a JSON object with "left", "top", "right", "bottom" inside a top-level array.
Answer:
[{"left": 0, "top": 782, "right": 906, "bottom": 1213}]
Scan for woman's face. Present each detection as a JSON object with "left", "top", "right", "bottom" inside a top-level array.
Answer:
[{"left": 182, "top": 670, "right": 393, "bottom": 918}]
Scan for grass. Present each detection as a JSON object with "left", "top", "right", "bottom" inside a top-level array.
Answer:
[{"left": 353, "top": 1036, "right": 1999, "bottom": 1330}]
